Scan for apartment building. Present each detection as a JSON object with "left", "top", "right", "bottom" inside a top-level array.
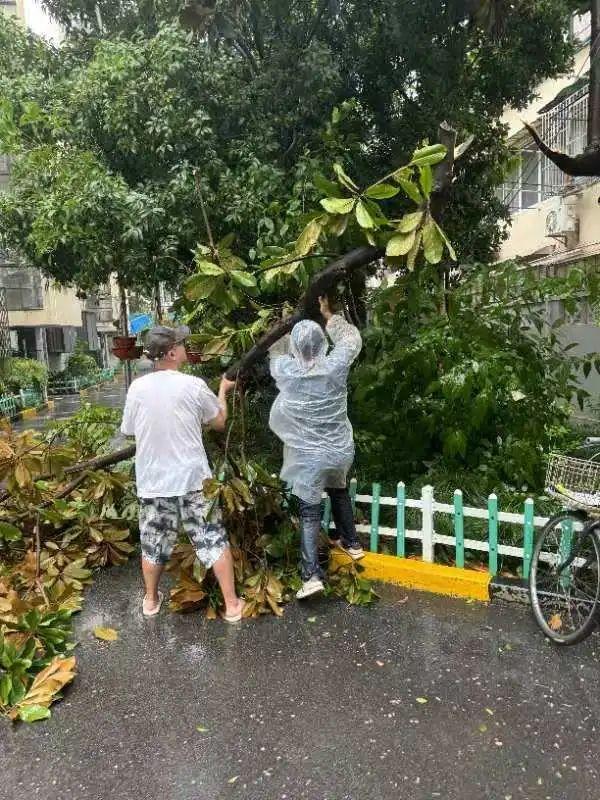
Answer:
[{"left": 497, "top": 10, "right": 600, "bottom": 404}]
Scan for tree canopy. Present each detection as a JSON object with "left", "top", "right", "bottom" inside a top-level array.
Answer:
[{"left": 0, "top": 0, "right": 582, "bottom": 295}]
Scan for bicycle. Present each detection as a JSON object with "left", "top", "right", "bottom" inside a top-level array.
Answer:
[{"left": 529, "top": 438, "right": 600, "bottom": 645}]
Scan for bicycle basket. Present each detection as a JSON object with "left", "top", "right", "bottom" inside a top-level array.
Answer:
[{"left": 545, "top": 453, "right": 600, "bottom": 509}]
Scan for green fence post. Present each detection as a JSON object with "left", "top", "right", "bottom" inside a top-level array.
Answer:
[
  {"left": 523, "top": 498, "right": 534, "bottom": 579},
  {"left": 454, "top": 489, "right": 465, "bottom": 569},
  {"left": 370, "top": 483, "right": 381, "bottom": 553},
  {"left": 322, "top": 496, "right": 332, "bottom": 536},
  {"left": 349, "top": 478, "right": 358, "bottom": 515},
  {"left": 488, "top": 494, "right": 498, "bottom": 576},
  {"left": 396, "top": 482, "right": 406, "bottom": 557}
]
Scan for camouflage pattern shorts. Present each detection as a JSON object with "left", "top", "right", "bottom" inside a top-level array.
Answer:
[{"left": 138, "top": 491, "right": 228, "bottom": 568}]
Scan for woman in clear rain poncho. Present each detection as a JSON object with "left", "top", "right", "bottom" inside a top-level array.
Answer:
[{"left": 269, "top": 296, "right": 364, "bottom": 599}]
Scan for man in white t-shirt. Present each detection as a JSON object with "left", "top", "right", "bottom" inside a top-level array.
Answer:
[{"left": 120, "top": 325, "right": 244, "bottom": 623}]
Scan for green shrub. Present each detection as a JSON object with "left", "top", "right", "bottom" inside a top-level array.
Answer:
[
  {"left": 5, "top": 358, "right": 48, "bottom": 393},
  {"left": 352, "top": 262, "right": 600, "bottom": 495},
  {"left": 65, "top": 341, "right": 99, "bottom": 378}
]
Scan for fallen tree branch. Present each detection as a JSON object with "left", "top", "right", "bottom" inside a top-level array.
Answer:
[
  {"left": 225, "top": 245, "right": 381, "bottom": 379},
  {"left": 63, "top": 445, "right": 136, "bottom": 475}
]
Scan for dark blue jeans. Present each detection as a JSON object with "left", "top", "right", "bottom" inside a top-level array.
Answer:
[{"left": 296, "top": 487, "right": 360, "bottom": 580}]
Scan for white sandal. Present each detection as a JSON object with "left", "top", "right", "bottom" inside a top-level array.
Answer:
[{"left": 142, "top": 591, "right": 164, "bottom": 617}]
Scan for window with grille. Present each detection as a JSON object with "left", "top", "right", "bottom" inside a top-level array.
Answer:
[
  {"left": 496, "top": 146, "right": 541, "bottom": 212},
  {"left": 0, "top": 268, "right": 44, "bottom": 310}
]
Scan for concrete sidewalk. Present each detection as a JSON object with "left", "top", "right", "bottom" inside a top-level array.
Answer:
[{"left": 2, "top": 558, "right": 599, "bottom": 800}]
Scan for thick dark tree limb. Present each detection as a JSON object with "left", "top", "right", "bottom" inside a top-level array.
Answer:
[
  {"left": 225, "top": 245, "right": 381, "bottom": 379},
  {"left": 524, "top": 121, "right": 600, "bottom": 177},
  {"left": 63, "top": 445, "right": 136, "bottom": 475}
]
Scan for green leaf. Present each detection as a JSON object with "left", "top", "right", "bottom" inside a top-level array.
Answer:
[
  {"left": 434, "top": 221, "right": 457, "bottom": 261},
  {"left": 230, "top": 270, "right": 257, "bottom": 289},
  {"left": 0, "top": 522, "right": 22, "bottom": 541},
  {"left": 197, "top": 260, "right": 224, "bottom": 276},
  {"left": 393, "top": 174, "right": 423, "bottom": 204},
  {"left": 410, "top": 143, "right": 447, "bottom": 167},
  {"left": 355, "top": 200, "right": 375, "bottom": 229},
  {"left": 407, "top": 229, "right": 423, "bottom": 271},
  {"left": 313, "top": 174, "right": 341, "bottom": 197},
  {"left": 295, "top": 219, "right": 322, "bottom": 256},
  {"left": 184, "top": 275, "right": 217, "bottom": 301},
  {"left": 364, "top": 183, "right": 400, "bottom": 199},
  {"left": 196, "top": 725, "right": 209, "bottom": 733},
  {"left": 0, "top": 673, "right": 12, "bottom": 706},
  {"left": 320, "top": 197, "right": 355, "bottom": 215},
  {"left": 422, "top": 219, "right": 444, "bottom": 264},
  {"left": 397, "top": 211, "right": 424, "bottom": 234},
  {"left": 19, "top": 704, "right": 51, "bottom": 723},
  {"left": 419, "top": 164, "right": 433, "bottom": 196},
  {"left": 386, "top": 231, "right": 416, "bottom": 257},
  {"left": 333, "top": 163, "right": 359, "bottom": 191}
]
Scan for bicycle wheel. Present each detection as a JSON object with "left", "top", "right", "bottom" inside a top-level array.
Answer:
[{"left": 529, "top": 512, "right": 600, "bottom": 645}]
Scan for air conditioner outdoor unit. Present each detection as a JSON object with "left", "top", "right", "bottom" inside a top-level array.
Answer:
[{"left": 545, "top": 197, "right": 578, "bottom": 239}]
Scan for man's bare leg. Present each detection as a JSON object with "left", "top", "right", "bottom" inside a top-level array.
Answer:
[
  {"left": 142, "top": 558, "right": 164, "bottom": 612},
  {"left": 212, "top": 547, "right": 244, "bottom": 617}
]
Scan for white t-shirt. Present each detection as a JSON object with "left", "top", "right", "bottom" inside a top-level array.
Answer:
[{"left": 120, "top": 370, "right": 221, "bottom": 498}]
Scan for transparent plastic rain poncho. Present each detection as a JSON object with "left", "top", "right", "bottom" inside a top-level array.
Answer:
[{"left": 268, "top": 315, "right": 362, "bottom": 504}]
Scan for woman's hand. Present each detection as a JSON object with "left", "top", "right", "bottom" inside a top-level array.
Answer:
[{"left": 318, "top": 295, "right": 333, "bottom": 321}]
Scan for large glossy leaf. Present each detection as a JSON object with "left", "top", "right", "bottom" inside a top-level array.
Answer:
[
  {"left": 386, "top": 231, "right": 416, "bottom": 257},
  {"left": 295, "top": 218, "right": 322, "bottom": 256},
  {"left": 422, "top": 219, "right": 444, "bottom": 264},
  {"left": 196, "top": 260, "right": 224, "bottom": 276},
  {"left": 410, "top": 143, "right": 447, "bottom": 167},
  {"left": 393, "top": 174, "right": 423, "bottom": 205},
  {"left": 364, "top": 183, "right": 400, "bottom": 199},
  {"left": 320, "top": 197, "right": 355, "bottom": 215},
  {"left": 355, "top": 200, "right": 374, "bottom": 229},
  {"left": 230, "top": 270, "right": 257, "bottom": 289},
  {"left": 333, "top": 163, "right": 359, "bottom": 191},
  {"left": 184, "top": 274, "right": 218, "bottom": 301},
  {"left": 397, "top": 211, "right": 424, "bottom": 234}
]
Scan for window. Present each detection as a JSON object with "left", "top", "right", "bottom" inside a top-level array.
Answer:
[
  {"left": 571, "top": 12, "right": 591, "bottom": 44},
  {"left": 0, "top": 268, "right": 43, "bottom": 310},
  {"left": 496, "top": 146, "right": 541, "bottom": 212}
]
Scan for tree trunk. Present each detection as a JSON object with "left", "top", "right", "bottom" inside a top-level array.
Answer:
[
  {"left": 588, "top": 0, "right": 600, "bottom": 152},
  {"left": 118, "top": 277, "right": 132, "bottom": 389}
]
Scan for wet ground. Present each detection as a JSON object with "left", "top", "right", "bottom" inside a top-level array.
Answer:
[
  {"left": 2, "top": 558, "right": 599, "bottom": 800},
  {"left": 13, "top": 379, "right": 128, "bottom": 433}
]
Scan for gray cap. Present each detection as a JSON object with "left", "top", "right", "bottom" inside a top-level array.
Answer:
[{"left": 144, "top": 325, "right": 190, "bottom": 360}]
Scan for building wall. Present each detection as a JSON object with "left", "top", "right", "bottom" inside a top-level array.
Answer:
[
  {"left": 497, "top": 181, "right": 600, "bottom": 262},
  {"left": 7, "top": 283, "right": 85, "bottom": 328}
]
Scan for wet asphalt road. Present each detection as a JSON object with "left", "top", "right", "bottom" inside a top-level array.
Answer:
[{"left": 2, "top": 558, "right": 599, "bottom": 800}]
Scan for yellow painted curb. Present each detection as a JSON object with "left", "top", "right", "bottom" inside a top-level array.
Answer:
[
  {"left": 46, "top": 400, "right": 55, "bottom": 411},
  {"left": 79, "top": 389, "right": 88, "bottom": 397},
  {"left": 20, "top": 407, "right": 38, "bottom": 420},
  {"left": 332, "top": 551, "right": 490, "bottom": 601}
]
